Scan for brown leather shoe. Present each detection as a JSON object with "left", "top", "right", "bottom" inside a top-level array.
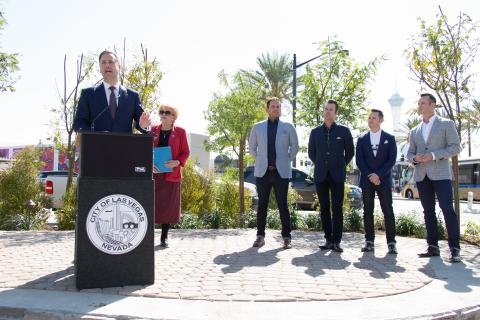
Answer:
[
  {"left": 418, "top": 246, "right": 440, "bottom": 257},
  {"left": 253, "top": 236, "right": 265, "bottom": 248},
  {"left": 283, "top": 237, "right": 292, "bottom": 249}
]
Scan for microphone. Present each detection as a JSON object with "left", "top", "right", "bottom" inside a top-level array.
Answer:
[{"left": 90, "top": 106, "right": 110, "bottom": 131}]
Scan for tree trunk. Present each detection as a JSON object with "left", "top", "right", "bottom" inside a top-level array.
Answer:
[
  {"left": 66, "top": 134, "right": 76, "bottom": 193},
  {"left": 238, "top": 138, "right": 245, "bottom": 217},
  {"left": 452, "top": 155, "right": 460, "bottom": 225}
]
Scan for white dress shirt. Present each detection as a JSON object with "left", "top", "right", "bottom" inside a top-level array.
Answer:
[
  {"left": 103, "top": 81, "right": 120, "bottom": 106},
  {"left": 421, "top": 115, "right": 437, "bottom": 160},
  {"left": 369, "top": 129, "right": 382, "bottom": 157}
]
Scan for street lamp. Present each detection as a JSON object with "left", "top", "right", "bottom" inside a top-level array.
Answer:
[
  {"left": 292, "top": 49, "right": 349, "bottom": 127},
  {"left": 291, "top": 53, "right": 323, "bottom": 128}
]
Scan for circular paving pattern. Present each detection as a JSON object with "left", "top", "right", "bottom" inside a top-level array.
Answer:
[{"left": 0, "top": 230, "right": 436, "bottom": 301}]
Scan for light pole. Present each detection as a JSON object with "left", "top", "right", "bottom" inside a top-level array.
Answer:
[
  {"left": 291, "top": 53, "right": 322, "bottom": 168},
  {"left": 292, "top": 53, "right": 323, "bottom": 128}
]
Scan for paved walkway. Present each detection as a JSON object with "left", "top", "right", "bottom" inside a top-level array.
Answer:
[{"left": 0, "top": 229, "right": 479, "bottom": 319}]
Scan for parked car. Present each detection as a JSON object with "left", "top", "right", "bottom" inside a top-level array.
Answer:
[
  {"left": 244, "top": 166, "right": 362, "bottom": 210},
  {"left": 37, "top": 171, "right": 78, "bottom": 209},
  {"left": 401, "top": 179, "right": 420, "bottom": 199}
]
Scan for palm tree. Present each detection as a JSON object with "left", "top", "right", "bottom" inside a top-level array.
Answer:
[
  {"left": 241, "top": 52, "right": 292, "bottom": 102},
  {"left": 396, "top": 117, "right": 421, "bottom": 144}
]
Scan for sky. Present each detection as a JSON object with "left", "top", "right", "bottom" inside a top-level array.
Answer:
[{"left": 0, "top": 0, "right": 479, "bottom": 151}]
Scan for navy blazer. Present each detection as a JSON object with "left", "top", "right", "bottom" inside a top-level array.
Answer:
[
  {"left": 355, "top": 130, "right": 397, "bottom": 189},
  {"left": 308, "top": 122, "right": 354, "bottom": 183},
  {"left": 74, "top": 84, "right": 145, "bottom": 133}
]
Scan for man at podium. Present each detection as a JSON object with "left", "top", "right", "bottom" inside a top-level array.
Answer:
[{"left": 74, "top": 50, "right": 151, "bottom": 133}]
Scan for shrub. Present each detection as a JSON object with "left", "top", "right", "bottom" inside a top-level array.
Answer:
[
  {"left": 396, "top": 212, "right": 426, "bottom": 238},
  {"left": 56, "top": 183, "right": 77, "bottom": 230},
  {"left": 374, "top": 210, "right": 385, "bottom": 231},
  {"left": 291, "top": 209, "right": 307, "bottom": 230},
  {"left": 343, "top": 207, "right": 363, "bottom": 232},
  {"left": 0, "top": 147, "right": 51, "bottom": 230},
  {"left": 172, "top": 213, "right": 203, "bottom": 229},
  {"left": 181, "top": 159, "right": 216, "bottom": 215},
  {"left": 240, "top": 210, "right": 257, "bottom": 229},
  {"left": 266, "top": 209, "right": 281, "bottom": 229},
  {"left": 462, "top": 221, "right": 480, "bottom": 245},
  {"left": 268, "top": 186, "right": 301, "bottom": 211},
  {"left": 215, "top": 168, "right": 252, "bottom": 227},
  {"left": 436, "top": 215, "right": 447, "bottom": 240},
  {"left": 303, "top": 212, "right": 322, "bottom": 231}
]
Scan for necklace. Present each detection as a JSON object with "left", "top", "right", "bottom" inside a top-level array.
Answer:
[{"left": 161, "top": 130, "right": 171, "bottom": 139}]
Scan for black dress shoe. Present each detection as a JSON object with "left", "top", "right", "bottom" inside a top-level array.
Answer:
[
  {"left": 418, "top": 246, "right": 440, "bottom": 257},
  {"left": 450, "top": 248, "right": 461, "bottom": 263},
  {"left": 160, "top": 239, "right": 169, "bottom": 248},
  {"left": 332, "top": 243, "right": 343, "bottom": 253},
  {"left": 361, "top": 241, "right": 375, "bottom": 252},
  {"left": 319, "top": 241, "right": 334, "bottom": 250}
]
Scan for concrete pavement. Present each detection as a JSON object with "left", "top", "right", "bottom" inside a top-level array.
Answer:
[{"left": 0, "top": 229, "right": 479, "bottom": 319}]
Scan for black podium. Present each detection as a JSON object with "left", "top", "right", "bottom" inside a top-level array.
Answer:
[{"left": 75, "top": 132, "right": 154, "bottom": 290}]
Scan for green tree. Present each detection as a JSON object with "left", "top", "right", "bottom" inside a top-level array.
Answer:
[
  {"left": 405, "top": 6, "right": 480, "bottom": 219},
  {"left": 123, "top": 44, "right": 163, "bottom": 114},
  {"left": 297, "top": 38, "right": 383, "bottom": 130},
  {"left": 241, "top": 52, "right": 292, "bottom": 103},
  {"left": 0, "top": 10, "right": 19, "bottom": 92},
  {"left": 181, "top": 159, "right": 216, "bottom": 215},
  {"left": 0, "top": 147, "right": 51, "bottom": 230},
  {"left": 204, "top": 71, "right": 265, "bottom": 215},
  {"left": 396, "top": 111, "right": 422, "bottom": 144}
]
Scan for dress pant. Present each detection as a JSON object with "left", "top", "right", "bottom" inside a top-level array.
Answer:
[
  {"left": 315, "top": 172, "right": 345, "bottom": 244},
  {"left": 362, "top": 184, "right": 396, "bottom": 244},
  {"left": 416, "top": 176, "right": 460, "bottom": 249},
  {"left": 256, "top": 169, "right": 291, "bottom": 238}
]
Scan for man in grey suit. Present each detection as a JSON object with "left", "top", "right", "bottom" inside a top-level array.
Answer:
[
  {"left": 249, "top": 97, "right": 299, "bottom": 249},
  {"left": 407, "top": 93, "right": 461, "bottom": 262}
]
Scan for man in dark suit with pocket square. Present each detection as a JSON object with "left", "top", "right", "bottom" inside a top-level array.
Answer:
[
  {"left": 308, "top": 100, "right": 354, "bottom": 253},
  {"left": 74, "top": 50, "right": 150, "bottom": 133},
  {"left": 356, "top": 109, "right": 397, "bottom": 254}
]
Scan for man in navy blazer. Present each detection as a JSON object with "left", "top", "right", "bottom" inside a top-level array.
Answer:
[
  {"left": 308, "top": 100, "right": 354, "bottom": 252},
  {"left": 74, "top": 50, "right": 150, "bottom": 133},
  {"left": 356, "top": 109, "right": 397, "bottom": 254}
]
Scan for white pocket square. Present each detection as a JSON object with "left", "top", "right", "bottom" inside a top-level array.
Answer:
[
  {"left": 384, "top": 140, "right": 389, "bottom": 144},
  {"left": 336, "top": 136, "right": 342, "bottom": 140}
]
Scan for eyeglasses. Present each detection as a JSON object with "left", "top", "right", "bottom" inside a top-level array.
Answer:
[{"left": 159, "top": 110, "right": 172, "bottom": 115}]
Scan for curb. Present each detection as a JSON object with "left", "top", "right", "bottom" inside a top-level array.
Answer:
[
  {"left": 1, "top": 304, "right": 480, "bottom": 320},
  {"left": 0, "top": 306, "right": 162, "bottom": 320}
]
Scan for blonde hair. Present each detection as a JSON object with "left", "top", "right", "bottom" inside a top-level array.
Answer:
[{"left": 158, "top": 104, "right": 179, "bottom": 121}]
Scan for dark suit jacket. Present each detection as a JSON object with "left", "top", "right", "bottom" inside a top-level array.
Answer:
[
  {"left": 74, "top": 84, "right": 145, "bottom": 133},
  {"left": 355, "top": 130, "right": 397, "bottom": 189},
  {"left": 308, "top": 122, "right": 354, "bottom": 183}
]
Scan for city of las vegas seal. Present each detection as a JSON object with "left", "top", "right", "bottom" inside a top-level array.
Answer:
[{"left": 86, "top": 194, "right": 148, "bottom": 255}]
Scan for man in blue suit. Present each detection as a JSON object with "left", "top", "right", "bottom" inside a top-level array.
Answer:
[
  {"left": 308, "top": 100, "right": 354, "bottom": 252},
  {"left": 74, "top": 50, "right": 150, "bottom": 133},
  {"left": 356, "top": 109, "right": 397, "bottom": 254}
]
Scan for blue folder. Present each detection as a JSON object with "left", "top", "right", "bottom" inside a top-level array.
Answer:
[{"left": 153, "top": 146, "right": 173, "bottom": 173}]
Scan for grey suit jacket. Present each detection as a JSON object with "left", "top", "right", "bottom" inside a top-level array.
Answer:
[
  {"left": 248, "top": 119, "right": 299, "bottom": 179},
  {"left": 407, "top": 116, "right": 460, "bottom": 181}
]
